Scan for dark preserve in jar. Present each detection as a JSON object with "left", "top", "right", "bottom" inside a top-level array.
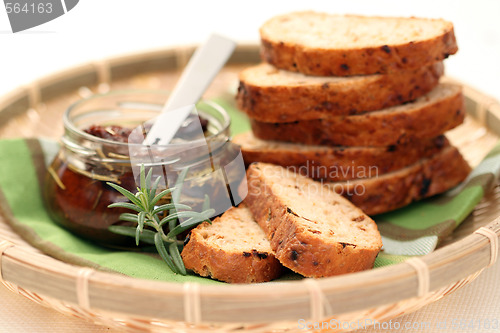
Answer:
[
  {"left": 44, "top": 91, "right": 243, "bottom": 247},
  {"left": 45, "top": 155, "right": 137, "bottom": 246}
]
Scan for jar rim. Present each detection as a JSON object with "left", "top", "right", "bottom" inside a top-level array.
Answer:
[{"left": 63, "top": 89, "right": 231, "bottom": 148}]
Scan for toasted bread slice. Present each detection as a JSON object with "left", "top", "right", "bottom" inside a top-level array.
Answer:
[
  {"left": 327, "top": 146, "right": 471, "bottom": 215},
  {"left": 234, "top": 132, "right": 449, "bottom": 181},
  {"left": 181, "top": 204, "right": 282, "bottom": 283},
  {"left": 237, "top": 62, "right": 443, "bottom": 122},
  {"left": 260, "top": 12, "right": 457, "bottom": 76},
  {"left": 245, "top": 163, "right": 382, "bottom": 278},
  {"left": 250, "top": 83, "right": 464, "bottom": 147}
]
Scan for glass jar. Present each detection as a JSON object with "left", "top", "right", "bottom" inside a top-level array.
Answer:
[{"left": 43, "top": 91, "right": 245, "bottom": 247}]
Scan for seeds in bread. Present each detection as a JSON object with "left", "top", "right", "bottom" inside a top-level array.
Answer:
[
  {"left": 327, "top": 146, "right": 471, "bottom": 215},
  {"left": 181, "top": 204, "right": 282, "bottom": 283},
  {"left": 237, "top": 62, "right": 443, "bottom": 122},
  {"left": 250, "top": 83, "right": 464, "bottom": 147},
  {"left": 245, "top": 163, "right": 383, "bottom": 278},
  {"left": 234, "top": 132, "right": 450, "bottom": 181},
  {"left": 260, "top": 12, "right": 457, "bottom": 76}
]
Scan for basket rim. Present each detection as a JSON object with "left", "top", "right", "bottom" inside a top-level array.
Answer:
[{"left": 0, "top": 44, "right": 499, "bottom": 324}]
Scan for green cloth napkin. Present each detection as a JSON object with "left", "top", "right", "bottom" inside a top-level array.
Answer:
[
  {"left": 373, "top": 143, "right": 500, "bottom": 265},
  {"left": 0, "top": 99, "right": 499, "bottom": 282}
]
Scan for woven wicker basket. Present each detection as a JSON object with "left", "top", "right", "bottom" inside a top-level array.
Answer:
[{"left": 0, "top": 44, "right": 499, "bottom": 333}]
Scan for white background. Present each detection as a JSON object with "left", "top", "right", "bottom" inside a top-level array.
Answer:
[
  {"left": 0, "top": 1, "right": 499, "bottom": 332},
  {"left": 0, "top": 0, "right": 499, "bottom": 99}
]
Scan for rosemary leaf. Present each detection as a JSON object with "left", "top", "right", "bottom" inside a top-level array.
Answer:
[
  {"left": 169, "top": 241, "right": 186, "bottom": 275},
  {"left": 168, "top": 218, "right": 177, "bottom": 236},
  {"left": 137, "top": 191, "right": 149, "bottom": 211},
  {"left": 202, "top": 194, "right": 210, "bottom": 212},
  {"left": 159, "top": 211, "right": 209, "bottom": 227},
  {"left": 166, "top": 219, "right": 204, "bottom": 239},
  {"left": 135, "top": 226, "right": 141, "bottom": 246},
  {"left": 106, "top": 182, "right": 143, "bottom": 208},
  {"left": 149, "top": 176, "right": 162, "bottom": 202},
  {"left": 140, "top": 164, "right": 147, "bottom": 192},
  {"left": 154, "top": 233, "right": 177, "bottom": 273},
  {"left": 152, "top": 203, "right": 191, "bottom": 216},
  {"left": 108, "top": 202, "right": 143, "bottom": 213},
  {"left": 137, "top": 212, "right": 146, "bottom": 232},
  {"left": 145, "top": 166, "right": 153, "bottom": 195},
  {"left": 197, "top": 209, "right": 216, "bottom": 221},
  {"left": 166, "top": 209, "right": 215, "bottom": 239},
  {"left": 118, "top": 213, "right": 139, "bottom": 223},
  {"left": 144, "top": 221, "right": 156, "bottom": 228},
  {"left": 108, "top": 225, "right": 136, "bottom": 237},
  {"left": 108, "top": 226, "right": 156, "bottom": 245},
  {"left": 151, "top": 188, "right": 175, "bottom": 206}
]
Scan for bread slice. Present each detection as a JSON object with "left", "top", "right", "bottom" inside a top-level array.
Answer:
[
  {"left": 245, "top": 163, "right": 383, "bottom": 278},
  {"left": 327, "top": 146, "right": 471, "bottom": 215},
  {"left": 234, "top": 132, "right": 450, "bottom": 181},
  {"left": 181, "top": 204, "right": 282, "bottom": 283},
  {"left": 250, "top": 83, "right": 464, "bottom": 147},
  {"left": 260, "top": 12, "right": 457, "bottom": 76},
  {"left": 237, "top": 62, "right": 443, "bottom": 122}
]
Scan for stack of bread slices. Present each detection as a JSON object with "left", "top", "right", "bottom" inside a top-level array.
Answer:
[
  {"left": 181, "top": 12, "right": 472, "bottom": 284},
  {"left": 234, "top": 11, "right": 471, "bottom": 216}
]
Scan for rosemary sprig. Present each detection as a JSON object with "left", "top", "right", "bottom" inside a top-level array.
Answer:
[{"left": 107, "top": 165, "right": 215, "bottom": 275}]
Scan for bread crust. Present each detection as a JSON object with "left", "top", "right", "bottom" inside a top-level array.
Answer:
[
  {"left": 328, "top": 146, "right": 471, "bottom": 215},
  {"left": 245, "top": 163, "right": 382, "bottom": 278},
  {"left": 237, "top": 62, "right": 443, "bottom": 122},
  {"left": 181, "top": 207, "right": 283, "bottom": 283},
  {"left": 234, "top": 132, "right": 450, "bottom": 181},
  {"left": 260, "top": 13, "right": 457, "bottom": 76},
  {"left": 250, "top": 84, "right": 464, "bottom": 147}
]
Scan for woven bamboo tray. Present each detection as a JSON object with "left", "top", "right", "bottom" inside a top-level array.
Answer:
[{"left": 0, "top": 44, "right": 499, "bottom": 333}]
